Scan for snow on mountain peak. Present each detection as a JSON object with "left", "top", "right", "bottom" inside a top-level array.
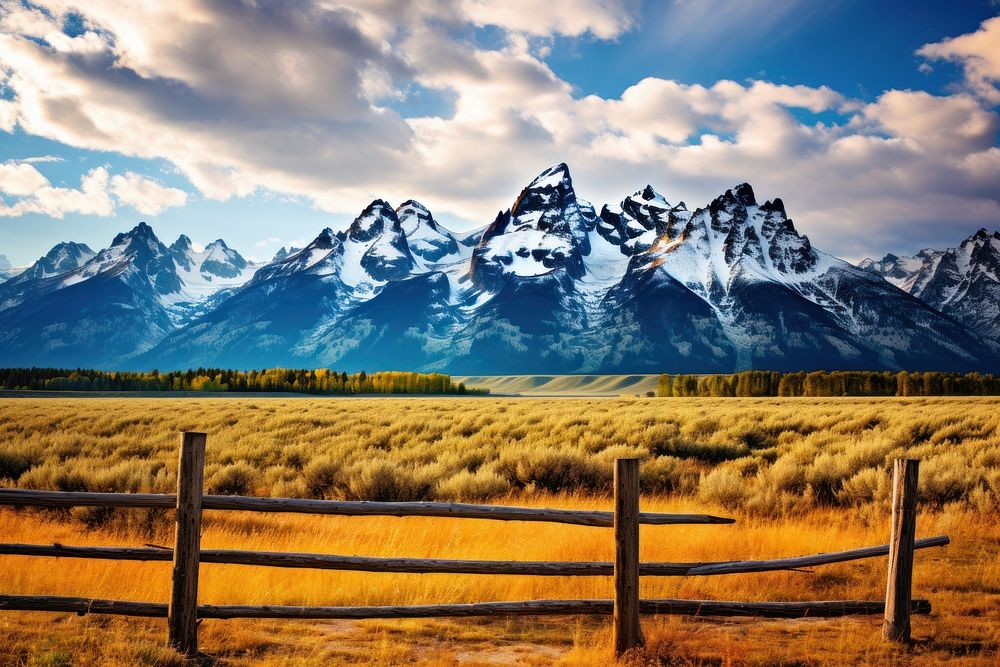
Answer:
[
  {"left": 526, "top": 162, "right": 571, "bottom": 191},
  {"left": 472, "top": 163, "right": 596, "bottom": 288},
  {"left": 3, "top": 162, "right": 998, "bottom": 374},
  {"left": 112, "top": 221, "right": 157, "bottom": 247},
  {"left": 396, "top": 200, "right": 467, "bottom": 264},
  {"left": 598, "top": 184, "right": 688, "bottom": 256},
  {"left": 1, "top": 241, "right": 96, "bottom": 287},
  {"left": 348, "top": 200, "right": 398, "bottom": 243},
  {"left": 862, "top": 227, "right": 1000, "bottom": 341},
  {"left": 397, "top": 199, "right": 435, "bottom": 231},
  {"left": 171, "top": 235, "right": 193, "bottom": 252}
]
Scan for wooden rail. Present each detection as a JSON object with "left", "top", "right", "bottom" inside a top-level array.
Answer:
[
  {"left": 0, "top": 594, "right": 933, "bottom": 619},
  {"left": 0, "top": 489, "right": 732, "bottom": 527},
  {"left": 0, "top": 536, "right": 950, "bottom": 575},
  {"left": 0, "top": 433, "right": 947, "bottom": 661}
]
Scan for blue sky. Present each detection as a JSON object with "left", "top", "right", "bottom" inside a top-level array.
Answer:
[{"left": 1, "top": 0, "right": 999, "bottom": 266}]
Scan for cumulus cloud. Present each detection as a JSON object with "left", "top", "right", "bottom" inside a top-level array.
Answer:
[
  {"left": 459, "top": 0, "right": 640, "bottom": 38},
  {"left": 110, "top": 172, "right": 188, "bottom": 215},
  {"left": 0, "top": 165, "right": 113, "bottom": 218},
  {"left": 0, "top": 159, "right": 186, "bottom": 218},
  {"left": 0, "top": 160, "right": 50, "bottom": 196},
  {"left": 918, "top": 16, "right": 1000, "bottom": 103},
  {"left": 0, "top": 2, "right": 997, "bottom": 258}
]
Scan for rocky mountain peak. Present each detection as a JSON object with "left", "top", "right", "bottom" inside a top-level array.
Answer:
[
  {"left": 396, "top": 200, "right": 465, "bottom": 263},
  {"left": 111, "top": 221, "right": 156, "bottom": 248},
  {"left": 313, "top": 227, "right": 337, "bottom": 249},
  {"left": 170, "top": 235, "right": 193, "bottom": 253},
  {"left": 732, "top": 183, "right": 757, "bottom": 206},
  {"left": 348, "top": 200, "right": 399, "bottom": 243},
  {"left": 397, "top": 200, "right": 438, "bottom": 234},
  {"left": 4, "top": 241, "right": 96, "bottom": 285},
  {"left": 472, "top": 164, "right": 596, "bottom": 289},
  {"left": 524, "top": 162, "right": 571, "bottom": 192}
]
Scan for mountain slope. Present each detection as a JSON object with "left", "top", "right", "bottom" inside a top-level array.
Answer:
[
  {"left": 141, "top": 200, "right": 458, "bottom": 370},
  {"left": 611, "top": 184, "right": 995, "bottom": 372},
  {"left": 0, "top": 224, "right": 259, "bottom": 367},
  {"left": 861, "top": 229, "right": 1000, "bottom": 342},
  {"left": 3, "top": 242, "right": 95, "bottom": 286},
  {"left": 0, "top": 224, "right": 179, "bottom": 366}
]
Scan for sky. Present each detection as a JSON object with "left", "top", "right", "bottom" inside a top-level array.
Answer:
[{"left": 1, "top": 0, "right": 999, "bottom": 267}]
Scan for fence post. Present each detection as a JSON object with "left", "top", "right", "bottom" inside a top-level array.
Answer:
[
  {"left": 883, "top": 458, "right": 918, "bottom": 643},
  {"left": 614, "top": 458, "right": 643, "bottom": 658},
  {"left": 168, "top": 432, "right": 206, "bottom": 657}
]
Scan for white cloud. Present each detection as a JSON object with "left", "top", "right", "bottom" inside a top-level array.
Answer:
[
  {"left": 0, "top": 160, "right": 187, "bottom": 218},
  {"left": 459, "top": 0, "right": 640, "bottom": 38},
  {"left": 0, "top": 160, "right": 50, "bottom": 196},
  {"left": 21, "top": 155, "right": 64, "bottom": 163},
  {"left": 0, "top": 2, "right": 996, "bottom": 258},
  {"left": 0, "top": 165, "right": 113, "bottom": 218},
  {"left": 254, "top": 237, "right": 281, "bottom": 248},
  {"left": 918, "top": 16, "right": 1000, "bottom": 103},
  {"left": 110, "top": 172, "right": 188, "bottom": 215}
]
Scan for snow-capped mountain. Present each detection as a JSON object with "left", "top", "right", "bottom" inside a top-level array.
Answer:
[
  {"left": 0, "top": 224, "right": 259, "bottom": 366},
  {"left": 1, "top": 164, "right": 997, "bottom": 372},
  {"left": 602, "top": 184, "right": 996, "bottom": 372},
  {"left": 471, "top": 163, "right": 596, "bottom": 290},
  {"left": 141, "top": 164, "right": 998, "bottom": 373},
  {"left": 0, "top": 242, "right": 95, "bottom": 289},
  {"left": 398, "top": 200, "right": 466, "bottom": 264},
  {"left": 861, "top": 229, "right": 1000, "bottom": 342},
  {"left": 140, "top": 198, "right": 475, "bottom": 370}
]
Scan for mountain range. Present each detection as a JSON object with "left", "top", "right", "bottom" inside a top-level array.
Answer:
[
  {"left": 1, "top": 163, "right": 998, "bottom": 373},
  {"left": 860, "top": 229, "right": 1000, "bottom": 345}
]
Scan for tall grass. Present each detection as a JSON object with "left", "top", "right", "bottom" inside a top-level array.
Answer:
[
  {"left": 0, "top": 397, "right": 998, "bottom": 664},
  {"left": 1, "top": 397, "right": 998, "bottom": 525}
]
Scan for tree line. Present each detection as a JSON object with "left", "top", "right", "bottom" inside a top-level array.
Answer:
[
  {"left": 0, "top": 368, "right": 487, "bottom": 396},
  {"left": 658, "top": 370, "right": 1000, "bottom": 397}
]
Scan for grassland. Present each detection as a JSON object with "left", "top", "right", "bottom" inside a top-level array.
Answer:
[
  {"left": 451, "top": 374, "right": 660, "bottom": 396},
  {"left": 0, "top": 396, "right": 998, "bottom": 665}
]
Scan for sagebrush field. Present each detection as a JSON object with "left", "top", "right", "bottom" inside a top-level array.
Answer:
[{"left": 0, "top": 397, "right": 998, "bottom": 665}]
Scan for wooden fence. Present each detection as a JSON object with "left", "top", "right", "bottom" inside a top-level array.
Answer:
[{"left": 0, "top": 433, "right": 948, "bottom": 659}]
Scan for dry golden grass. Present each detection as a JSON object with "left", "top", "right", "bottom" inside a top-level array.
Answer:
[{"left": 0, "top": 396, "right": 998, "bottom": 665}]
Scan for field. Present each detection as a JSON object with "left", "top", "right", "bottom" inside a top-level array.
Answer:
[
  {"left": 451, "top": 375, "right": 660, "bottom": 396},
  {"left": 0, "top": 396, "right": 998, "bottom": 665}
]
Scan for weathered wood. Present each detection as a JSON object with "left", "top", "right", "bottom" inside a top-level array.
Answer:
[
  {"left": 0, "top": 488, "right": 734, "bottom": 527},
  {"left": 0, "top": 534, "right": 952, "bottom": 573},
  {"left": 614, "top": 458, "right": 643, "bottom": 657},
  {"left": 0, "top": 594, "right": 933, "bottom": 619},
  {"left": 0, "top": 535, "right": 950, "bottom": 576},
  {"left": 686, "top": 535, "right": 949, "bottom": 575},
  {"left": 883, "top": 458, "right": 919, "bottom": 643},
  {"left": 167, "top": 432, "right": 205, "bottom": 657}
]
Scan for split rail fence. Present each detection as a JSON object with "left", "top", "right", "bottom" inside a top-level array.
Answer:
[{"left": 0, "top": 432, "right": 948, "bottom": 659}]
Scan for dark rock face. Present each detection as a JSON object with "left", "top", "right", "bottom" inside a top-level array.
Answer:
[
  {"left": 598, "top": 185, "right": 689, "bottom": 256},
  {"left": 354, "top": 201, "right": 416, "bottom": 282},
  {"left": 471, "top": 163, "right": 596, "bottom": 291}
]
